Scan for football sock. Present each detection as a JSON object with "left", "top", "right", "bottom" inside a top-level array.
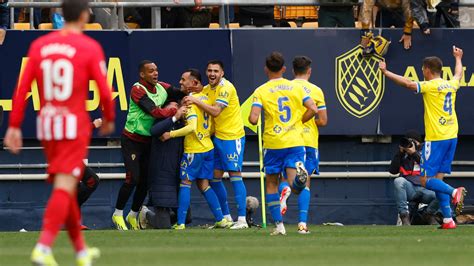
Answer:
[
  {"left": 436, "top": 191, "right": 452, "bottom": 218},
  {"left": 65, "top": 196, "right": 86, "bottom": 252},
  {"left": 230, "top": 176, "right": 247, "bottom": 217},
  {"left": 267, "top": 193, "right": 282, "bottom": 223},
  {"left": 113, "top": 209, "right": 123, "bottom": 216},
  {"left": 443, "top": 217, "right": 454, "bottom": 224},
  {"left": 115, "top": 183, "right": 135, "bottom": 210},
  {"left": 279, "top": 181, "right": 289, "bottom": 194},
  {"left": 298, "top": 187, "right": 311, "bottom": 224},
  {"left": 128, "top": 210, "right": 138, "bottom": 218},
  {"left": 77, "top": 171, "right": 99, "bottom": 207},
  {"left": 202, "top": 186, "right": 224, "bottom": 222},
  {"left": 177, "top": 182, "right": 191, "bottom": 225},
  {"left": 425, "top": 178, "right": 455, "bottom": 196},
  {"left": 292, "top": 177, "right": 306, "bottom": 193},
  {"left": 131, "top": 183, "right": 147, "bottom": 212},
  {"left": 210, "top": 179, "right": 230, "bottom": 216},
  {"left": 38, "top": 189, "right": 71, "bottom": 247}
]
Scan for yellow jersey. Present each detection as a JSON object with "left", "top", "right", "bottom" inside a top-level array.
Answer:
[
  {"left": 416, "top": 78, "right": 460, "bottom": 141},
  {"left": 204, "top": 78, "right": 245, "bottom": 140},
  {"left": 184, "top": 92, "right": 214, "bottom": 153},
  {"left": 252, "top": 78, "right": 310, "bottom": 149},
  {"left": 293, "top": 79, "right": 326, "bottom": 149}
]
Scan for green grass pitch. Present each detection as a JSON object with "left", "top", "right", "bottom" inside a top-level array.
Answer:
[{"left": 1, "top": 225, "right": 473, "bottom": 266}]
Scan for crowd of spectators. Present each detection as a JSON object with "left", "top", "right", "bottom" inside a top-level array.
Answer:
[{"left": 1, "top": 1, "right": 463, "bottom": 30}]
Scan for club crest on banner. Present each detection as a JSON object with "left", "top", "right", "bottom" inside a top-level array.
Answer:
[{"left": 335, "top": 46, "right": 385, "bottom": 118}]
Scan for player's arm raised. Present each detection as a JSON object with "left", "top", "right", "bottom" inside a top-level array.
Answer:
[
  {"left": 379, "top": 61, "right": 418, "bottom": 92},
  {"left": 453, "top": 46, "right": 463, "bottom": 82}
]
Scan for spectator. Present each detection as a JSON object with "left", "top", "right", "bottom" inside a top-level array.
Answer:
[
  {"left": 359, "top": 0, "right": 414, "bottom": 50},
  {"left": 318, "top": 0, "right": 357, "bottom": 27},
  {"left": 238, "top": 6, "right": 274, "bottom": 27},
  {"left": 0, "top": 0, "right": 8, "bottom": 44},
  {"left": 389, "top": 131, "right": 439, "bottom": 226},
  {"left": 411, "top": 0, "right": 459, "bottom": 35}
]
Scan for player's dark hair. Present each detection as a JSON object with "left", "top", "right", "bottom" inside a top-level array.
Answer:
[
  {"left": 207, "top": 60, "right": 224, "bottom": 71},
  {"left": 422, "top": 56, "right": 443, "bottom": 75},
  {"left": 186, "top": 68, "right": 202, "bottom": 83},
  {"left": 265, "top": 52, "right": 285, "bottom": 73},
  {"left": 293, "top": 56, "right": 312, "bottom": 75},
  {"left": 138, "top": 60, "right": 154, "bottom": 72},
  {"left": 61, "top": 0, "right": 90, "bottom": 22}
]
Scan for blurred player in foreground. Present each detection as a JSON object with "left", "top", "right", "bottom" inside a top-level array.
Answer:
[{"left": 4, "top": 0, "right": 115, "bottom": 264}]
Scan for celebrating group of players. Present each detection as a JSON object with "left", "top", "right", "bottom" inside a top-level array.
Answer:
[{"left": 2, "top": 0, "right": 469, "bottom": 265}]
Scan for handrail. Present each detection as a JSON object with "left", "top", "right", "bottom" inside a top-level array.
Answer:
[
  {"left": 2, "top": 171, "right": 474, "bottom": 180},
  {"left": 1, "top": 160, "right": 474, "bottom": 169}
]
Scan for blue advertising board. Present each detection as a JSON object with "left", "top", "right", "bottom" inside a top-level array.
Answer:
[{"left": 1, "top": 29, "right": 473, "bottom": 137}]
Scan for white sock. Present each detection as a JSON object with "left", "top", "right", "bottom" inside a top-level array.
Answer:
[
  {"left": 76, "top": 249, "right": 88, "bottom": 259},
  {"left": 128, "top": 210, "right": 138, "bottom": 218},
  {"left": 276, "top": 221, "right": 285, "bottom": 231},
  {"left": 452, "top": 188, "right": 457, "bottom": 198},
  {"left": 237, "top": 216, "right": 247, "bottom": 223},
  {"left": 224, "top": 214, "right": 233, "bottom": 222},
  {"left": 113, "top": 209, "right": 123, "bottom": 216},
  {"left": 35, "top": 243, "right": 52, "bottom": 254},
  {"left": 443, "top": 217, "right": 453, "bottom": 224},
  {"left": 298, "top": 222, "right": 307, "bottom": 227}
]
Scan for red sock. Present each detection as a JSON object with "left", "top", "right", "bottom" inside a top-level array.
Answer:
[
  {"left": 38, "top": 189, "right": 71, "bottom": 247},
  {"left": 65, "top": 195, "right": 86, "bottom": 252}
]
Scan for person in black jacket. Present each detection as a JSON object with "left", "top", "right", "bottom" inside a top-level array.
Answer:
[
  {"left": 389, "top": 130, "right": 439, "bottom": 225},
  {"left": 238, "top": 6, "right": 274, "bottom": 27}
]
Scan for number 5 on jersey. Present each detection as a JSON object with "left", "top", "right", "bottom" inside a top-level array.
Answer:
[{"left": 278, "top": 96, "right": 291, "bottom": 123}]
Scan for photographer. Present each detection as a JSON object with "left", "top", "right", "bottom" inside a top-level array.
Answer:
[{"left": 389, "top": 131, "right": 439, "bottom": 225}]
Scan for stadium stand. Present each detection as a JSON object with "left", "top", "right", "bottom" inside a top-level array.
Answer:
[
  {"left": 13, "top": 22, "right": 30, "bottom": 30},
  {"left": 38, "top": 23, "right": 53, "bottom": 30}
]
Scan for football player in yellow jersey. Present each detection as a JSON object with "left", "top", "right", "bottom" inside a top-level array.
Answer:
[
  {"left": 249, "top": 52, "right": 319, "bottom": 235},
  {"left": 183, "top": 61, "right": 248, "bottom": 229},
  {"left": 278, "top": 56, "right": 328, "bottom": 234},
  {"left": 161, "top": 69, "right": 232, "bottom": 230},
  {"left": 379, "top": 46, "right": 467, "bottom": 229}
]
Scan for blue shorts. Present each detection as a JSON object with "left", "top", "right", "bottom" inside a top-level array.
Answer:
[
  {"left": 180, "top": 150, "right": 214, "bottom": 181},
  {"left": 213, "top": 136, "right": 245, "bottom": 172},
  {"left": 264, "top": 147, "right": 306, "bottom": 175},
  {"left": 421, "top": 138, "right": 457, "bottom": 177},
  {"left": 305, "top": 147, "right": 320, "bottom": 175}
]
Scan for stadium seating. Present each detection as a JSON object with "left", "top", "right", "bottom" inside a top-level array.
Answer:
[
  {"left": 228, "top": 23, "right": 240, "bottom": 29},
  {"left": 126, "top": 22, "right": 140, "bottom": 29},
  {"left": 84, "top": 23, "right": 103, "bottom": 30},
  {"left": 288, "top": 21, "right": 297, "bottom": 28},
  {"left": 302, "top": 22, "right": 318, "bottom": 28},
  {"left": 209, "top": 23, "right": 220, "bottom": 29},
  {"left": 38, "top": 23, "right": 53, "bottom": 30},
  {"left": 13, "top": 23, "right": 31, "bottom": 30}
]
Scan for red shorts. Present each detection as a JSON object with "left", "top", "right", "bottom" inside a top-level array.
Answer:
[{"left": 41, "top": 136, "right": 90, "bottom": 182}]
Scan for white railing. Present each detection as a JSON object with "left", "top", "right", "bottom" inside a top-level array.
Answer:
[{"left": 8, "top": 0, "right": 474, "bottom": 29}]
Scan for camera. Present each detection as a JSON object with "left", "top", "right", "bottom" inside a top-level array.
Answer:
[{"left": 400, "top": 137, "right": 415, "bottom": 149}]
